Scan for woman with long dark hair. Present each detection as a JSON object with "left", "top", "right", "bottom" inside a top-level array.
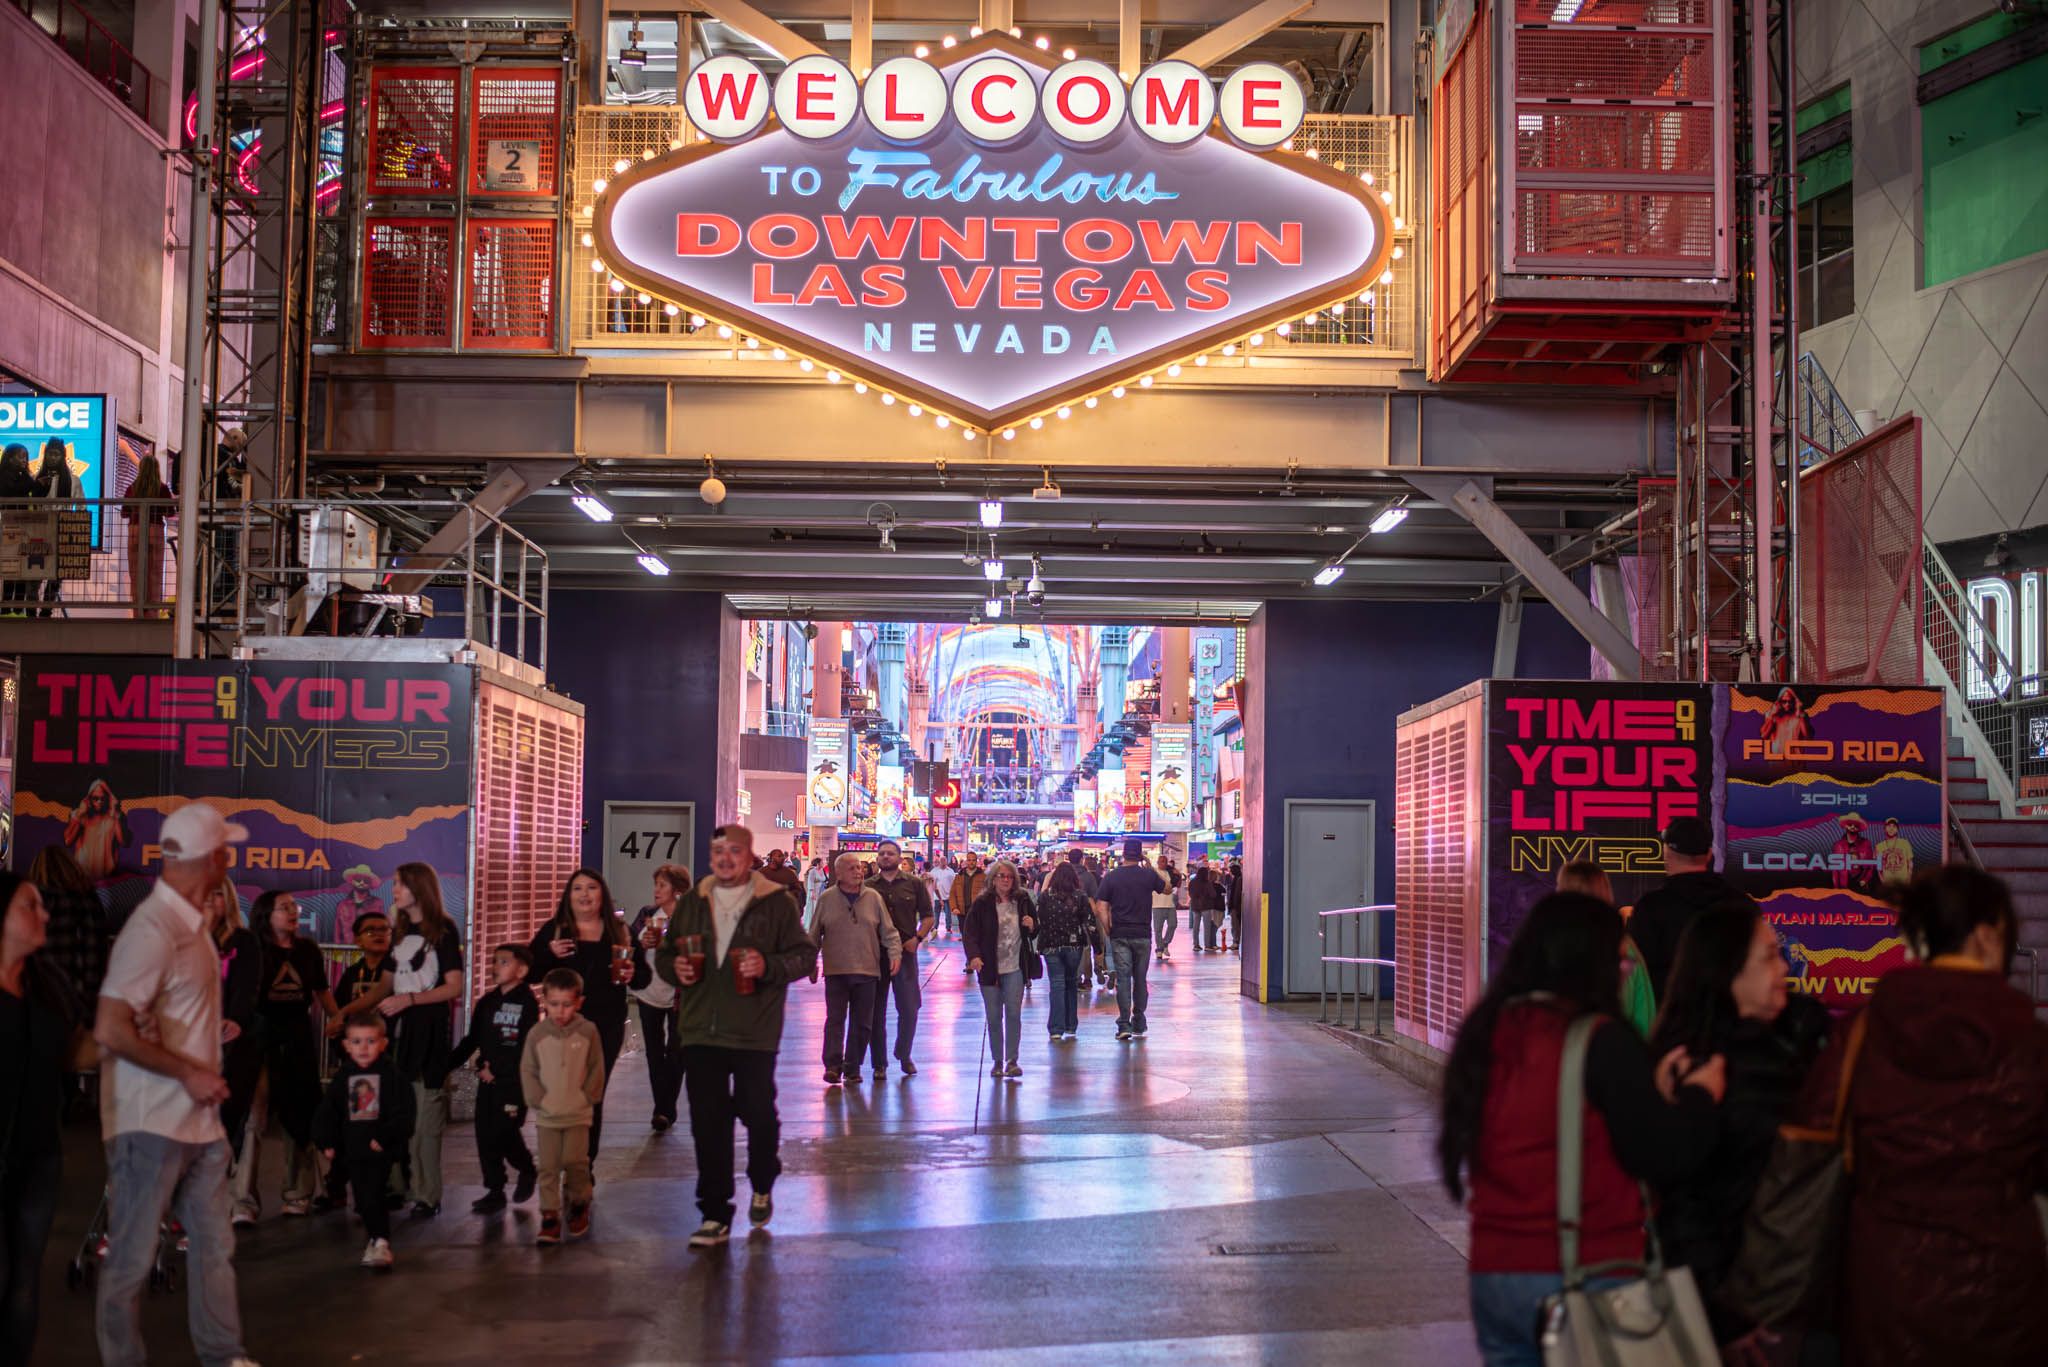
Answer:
[
  {"left": 1439, "top": 892, "right": 1726, "bottom": 1367},
  {"left": 1753, "top": 866, "right": 2048, "bottom": 1365},
  {"left": 963, "top": 860, "right": 1039, "bottom": 1079},
  {"left": 1646, "top": 899, "right": 1828, "bottom": 1342},
  {"left": 0, "top": 870, "right": 85, "bottom": 1361},
  {"left": 531, "top": 868, "right": 631, "bottom": 1165},
  {"left": 1034, "top": 861, "right": 1094, "bottom": 1039},
  {"left": 240, "top": 890, "right": 340, "bottom": 1218},
  {"left": 378, "top": 862, "right": 464, "bottom": 1217}
]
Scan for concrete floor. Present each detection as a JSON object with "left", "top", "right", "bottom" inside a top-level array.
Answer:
[{"left": 34, "top": 943, "right": 1477, "bottom": 1365}]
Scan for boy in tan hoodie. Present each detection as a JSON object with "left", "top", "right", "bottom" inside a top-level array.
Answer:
[{"left": 520, "top": 967, "right": 606, "bottom": 1244}]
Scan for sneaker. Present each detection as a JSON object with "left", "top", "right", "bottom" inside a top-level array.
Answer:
[
  {"left": 1134, "top": 1027, "right": 1148, "bottom": 1038},
  {"left": 230, "top": 1207, "right": 257, "bottom": 1229},
  {"left": 409, "top": 1201, "right": 440, "bottom": 1220},
  {"left": 873, "top": 1065, "right": 887, "bottom": 1079},
  {"left": 1116, "top": 1029, "right": 1133, "bottom": 1041},
  {"left": 749, "top": 1192, "right": 773, "bottom": 1227},
  {"left": 567, "top": 1202, "right": 591, "bottom": 1239},
  {"left": 991, "top": 1064, "right": 1005, "bottom": 1078},
  {"left": 1004, "top": 1062, "right": 1022, "bottom": 1079},
  {"left": 537, "top": 1215, "right": 562, "bottom": 1245},
  {"left": 688, "top": 1219, "right": 731, "bottom": 1249},
  {"left": 281, "top": 1197, "right": 311, "bottom": 1217},
  {"left": 471, "top": 1190, "right": 508, "bottom": 1214},
  {"left": 823, "top": 1069, "right": 841, "bottom": 1086},
  {"left": 512, "top": 1169, "right": 537, "bottom": 1204},
  {"left": 843, "top": 1069, "right": 863, "bottom": 1084},
  {"left": 651, "top": 1113, "right": 672, "bottom": 1133},
  {"left": 360, "top": 1237, "right": 394, "bottom": 1271},
  {"left": 899, "top": 1058, "right": 918, "bottom": 1076}
]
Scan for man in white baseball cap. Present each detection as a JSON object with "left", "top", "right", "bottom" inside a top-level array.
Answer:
[{"left": 94, "top": 801, "right": 261, "bottom": 1367}]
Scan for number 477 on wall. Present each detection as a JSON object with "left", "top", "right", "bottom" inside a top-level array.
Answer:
[{"left": 620, "top": 831, "right": 682, "bottom": 859}]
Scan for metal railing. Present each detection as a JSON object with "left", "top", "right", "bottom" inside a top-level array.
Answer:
[
  {"left": 10, "top": 0, "right": 158, "bottom": 124},
  {"left": 0, "top": 497, "right": 181, "bottom": 619},
  {"left": 745, "top": 707, "right": 810, "bottom": 738},
  {"left": 1318, "top": 904, "right": 1395, "bottom": 1036}
]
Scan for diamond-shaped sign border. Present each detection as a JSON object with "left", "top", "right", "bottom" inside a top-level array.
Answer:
[{"left": 593, "top": 34, "right": 1394, "bottom": 431}]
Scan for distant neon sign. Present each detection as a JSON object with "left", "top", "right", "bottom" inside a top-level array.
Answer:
[{"left": 592, "top": 35, "right": 1390, "bottom": 433}]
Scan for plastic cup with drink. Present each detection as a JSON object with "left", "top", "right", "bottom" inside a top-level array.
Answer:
[{"left": 681, "top": 934, "right": 706, "bottom": 987}]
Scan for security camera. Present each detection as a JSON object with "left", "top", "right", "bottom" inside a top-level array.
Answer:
[{"left": 1028, "top": 587, "right": 1045, "bottom": 608}]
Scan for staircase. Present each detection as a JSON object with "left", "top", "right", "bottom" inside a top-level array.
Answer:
[{"left": 1948, "top": 728, "right": 2048, "bottom": 1009}]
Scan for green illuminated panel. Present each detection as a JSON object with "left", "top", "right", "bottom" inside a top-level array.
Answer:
[{"left": 1922, "top": 53, "right": 2048, "bottom": 284}]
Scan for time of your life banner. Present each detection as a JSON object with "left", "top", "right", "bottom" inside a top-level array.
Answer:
[
  {"left": 11, "top": 656, "right": 474, "bottom": 945},
  {"left": 1486, "top": 681, "right": 1943, "bottom": 1008}
]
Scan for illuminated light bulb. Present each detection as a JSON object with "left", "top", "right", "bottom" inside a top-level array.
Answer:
[
  {"left": 771, "top": 347, "right": 787, "bottom": 360},
  {"left": 591, "top": 178, "right": 606, "bottom": 194},
  {"left": 969, "top": 25, "right": 981, "bottom": 36},
  {"left": 1381, "top": 269, "right": 1395, "bottom": 284},
  {"left": 668, "top": 139, "right": 683, "bottom": 151},
  {"left": 1392, "top": 246, "right": 1405, "bottom": 260},
  {"left": 943, "top": 34, "right": 957, "bottom": 47},
  {"left": 908, "top": 404, "right": 923, "bottom": 417},
  {"left": 1361, "top": 171, "right": 1375, "bottom": 185},
  {"left": 1284, "top": 139, "right": 1295, "bottom": 151},
  {"left": 1139, "top": 374, "right": 1153, "bottom": 387},
  {"left": 744, "top": 336, "right": 759, "bottom": 349},
  {"left": 1009, "top": 27, "right": 1022, "bottom": 38},
  {"left": 798, "top": 357, "right": 814, "bottom": 371},
  {"left": 1393, "top": 215, "right": 1405, "bottom": 231},
  {"left": 1084, "top": 396, "right": 1099, "bottom": 407},
  {"left": 881, "top": 393, "right": 896, "bottom": 406},
  {"left": 1166, "top": 363, "right": 1182, "bottom": 377},
  {"left": 1305, "top": 312, "right": 1320, "bottom": 324},
  {"left": 1111, "top": 386, "right": 1126, "bottom": 398},
  {"left": 825, "top": 369, "right": 841, "bottom": 383},
  {"left": 1221, "top": 343, "right": 1236, "bottom": 356},
  {"left": 935, "top": 414, "right": 950, "bottom": 428},
  {"left": 664, "top": 303, "right": 679, "bottom": 317},
  {"left": 1250, "top": 332, "right": 1265, "bottom": 346},
  {"left": 1002, "top": 428, "right": 1016, "bottom": 441},
  {"left": 1332, "top": 302, "right": 1346, "bottom": 316},
  {"left": 717, "top": 325, "right": 733, "bottom": 339},
  {"left": 854, "top": 382, "right": 868, "bottom": 394},
  {"left": 613, "top": 159, "right": 629, "bottom": 174},
  {"left": 641, "top": 148, "right": 655, "bottom": 160},
  {"left": 1305, "top": 147, "right": 1320, "bottom": 159},
  {"left": 608, "top": 279, "right": 624, "bottom": 293},
  {"left": 580, "top": 231, "right": 593, "bottom": 247},
  {"left": 1194, "top": 354, "right": 1208, "bottom": 367},
  {"left": 636, "top": 292, "right": 652, "bottom": 304},
  {"left": 961, "top": 427, "right": 975, "bottom": 440},
  {"left": 589, "top": 258, "right": 605, "bottom": 272},
  {"left": 1359, "top": 290, "right": 1375, "bottom": 305},
  {"left": 914, "top": 44, "right": 929, "bottom": 57},
  {"left": 1056, "top": 405, "right": 1071, "bottom": 419},
  {"left": 1276, "top": 322, "right": 1292, "bottom": 337},
  {"left": 1380, "top": 190, "right": 1393, "bottom": 204},
  {"left": 1034, "top": 35, "right": 1050, "bottom": 49},
  {"left": 1062, "top": 47, "right": 1076, "bottom": 60},
  {"left": 1030, "top": 416, "right": 1044, "bottom": 430},
  {"left": 689, "top": 314, "right": 706, "bottom": 327},
  {"left": 1120, "top": 70, "right": 1133, "bottom": 81}
]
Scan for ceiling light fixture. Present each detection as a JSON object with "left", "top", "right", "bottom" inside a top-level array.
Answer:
[
  {"left": 569, "top": 482, "right": 613, "bottom": 523},
  {"left": 1312, "top": 563, "right": 1345, "bottom": 587},
  {"left": 980, "top": 498, "right": 1003, "bottom": 529},
  {"left": 985, "top": 596, "right": 1003, "bottom": 618},
  {"left": 983, "top": 557, "right": 1005, "bottom": 581},
  {"left": 1370, "top": 499, "right": 1411, "bottom": 535},
  {"left": 637, "top": 551, "right": 670, "bottom": 576},
  {"left": 619, "top": 22, "right": 648, "bottom": 67}
]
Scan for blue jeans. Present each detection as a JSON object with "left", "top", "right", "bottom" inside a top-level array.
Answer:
[
  {"left": 979, "top": 970, "right": 1025, "bottom": 1065},
  {"left": 98, "top": 1133, "right": 245, "bottom": 1367},
  {"left": 869, "top": 949, "right": 922, "bottom": 1070},
  {"left": 1043, "top": 945, "right": 1083, "bottom": 1035},
  {"left": 1468, "top": 1272, "right": 1629, "bottom": 1367},
  {"left": 1111, "top": 938, "right": 1151, "bottom": 1033}
]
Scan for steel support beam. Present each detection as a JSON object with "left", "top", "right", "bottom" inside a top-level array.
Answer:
[
  {"left": 1492, "top": 586, "right": 1522, "bottom": 679},
  {"left": 691, "top": 0, "right": 825, "bottom": 60},
  {"left": 979, "top": 0, "right": 1014, "bottom": 38},
  {"left": 174, "top": 0, "right": 222, "bottom": 659},
  {"left": 850, "top": 0, "right": 873, "bottom": 74},
  {"left": 384, "top": 461, "right": 575, "bottom": 597},
  {"left": 1118, "top": 0, "right": 1142, "bottom": 78},
  {"left": 1407, "top": 474, "right": 1640, "bottom": 680},
  {"left": 1166, "top": 0, "right": 1316, "bottom": 71}
]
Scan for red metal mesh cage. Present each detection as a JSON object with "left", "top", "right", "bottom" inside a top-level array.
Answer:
[
  {"left": 360, "top": 216, "right": 454, "bottom": 349},
  {"left": 1514, "top": 31, "right": 1716, "bottom": 100},
  {"left": 367, "top": 66, "right": 458, "bottom": 195},
  {"left": 1512, "top": 0, "right": 1710, "bottom": 21},
  {"left": 1513, "top": 106, "right": 1715, "bottom": 177},
  {"left": 470, "top": 68, "right": 562, "bottom": 196},
  {"left": 1431, "top": 11, "right": 1493, "bottom": 379},
  {"left": 464, "top": 219, "right": 556, "bottom": 349},
  {"left": 470, "top": 681, "right": 585, "bottom": 1002},
  {"left": 1394, "top": 691, "right": 1485, "bottom": 1052},
  {"left": 1514, "top": 188, "right": 1718, "bottom": 266},
  {"left": 1797, "top": 416, "right": 1924, "bottom": 685}
]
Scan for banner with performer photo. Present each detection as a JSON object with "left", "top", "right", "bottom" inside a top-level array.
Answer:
[
  {"left": 805, "top": 717, "right": 851, "bottom": 827},
  {"left": 10, "top": 656, "right": 474, "bottom": 945},
  {"left": 1149, "top": 722, "right": 1194, "bottom": 832}
]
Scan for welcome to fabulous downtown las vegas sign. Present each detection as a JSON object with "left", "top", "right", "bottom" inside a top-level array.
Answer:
[{"left": 592, "top": 34, "right": 1395, "bottom": 435}]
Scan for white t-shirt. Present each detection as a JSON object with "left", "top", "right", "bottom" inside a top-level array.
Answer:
[
  {"left": 99, "top": 880, "right": 226, "bottom": 1144},
  {"left": 710, "top": 882, "right": 753, "bottom": 965},
  {"left": 932, "top": 867, "right": 958, "bottom": 902}
]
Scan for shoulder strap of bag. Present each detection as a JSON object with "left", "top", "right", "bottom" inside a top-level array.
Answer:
[{"left": 1556, "top": 1013, "right": 1600, "bottom": 1288}]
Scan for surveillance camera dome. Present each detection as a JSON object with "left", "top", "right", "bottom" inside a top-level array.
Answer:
[{"left": 699, "top": 475, "right": 727, "bottom": 505}]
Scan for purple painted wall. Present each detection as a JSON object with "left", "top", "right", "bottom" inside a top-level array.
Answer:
[{"left": 1239, "top": 597, "right": 1592, "bottom": 998}]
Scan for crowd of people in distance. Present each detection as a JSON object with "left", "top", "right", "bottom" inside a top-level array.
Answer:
[{"left": 1441, "top": 815, "right": 2048, "bottom": 1367}]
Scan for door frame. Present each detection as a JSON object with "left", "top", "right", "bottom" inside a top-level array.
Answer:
[
  {"left": 1282, "top": 797, "right": 1377, "bottom": 999},
  {"left": 601, "top": 799, "right": 697, "bottom": 904}
]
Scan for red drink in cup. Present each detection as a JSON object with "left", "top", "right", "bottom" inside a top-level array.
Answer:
[
  {"left": 610, "top": 943, "right": 633, "bottom": 984},
  {"left": 681, "top": 934, "right": 706, "bottom": 985},
  {"left": 734, "top": 948, "right": 757, "bottom": 996}
]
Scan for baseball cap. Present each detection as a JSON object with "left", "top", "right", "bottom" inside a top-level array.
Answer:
[
  {"left": 159, "top": 803, "right": 250, "bottom": 861},
  {"left": 1661, "top": 816, "right": 1714, "bottom": 858},
  {"left": 1122, "top": 836, "right": 1146, "bottom": 861}
]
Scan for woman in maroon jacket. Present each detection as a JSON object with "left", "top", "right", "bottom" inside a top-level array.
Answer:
[
  {"left": 1765, "top": 865, "right": 2048, "bottom": 1367},
  {"left": 1438, "top": 892, "right": 1727, "bottom": 1367}
]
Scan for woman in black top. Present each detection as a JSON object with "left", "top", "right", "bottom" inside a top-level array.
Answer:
[
  {"left": 530, "top": 868, "right": 631, "bottom": 1165},
  {"left": 0, "top": 870, "right": 84, "bottom": 1362},
  {"left": 28, "top": 844, "right": 105, "bottom": 1001},
  {"left": 1034, "top": 862, "right": 1094, "bottom": 1040},
  {"left": 1648, "top": 899, "right": 1829, "bottom": 1342},
  {"left": 210, "top": 877, "right": 266, "bottom": 1225},
  {"left": 249, "top": 891, "right": 340, "bottom": 1217},
  {"left": 379, "top": 862, "right": 464, "bottom": 1217}
]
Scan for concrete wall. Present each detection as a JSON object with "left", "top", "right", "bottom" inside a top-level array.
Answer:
[
  {"left": 547, "top": 589, "right": 740, "bottom": 880},
  {"left": 0, "top": 3, "right": 186, "bottom": 448},
  {"left": 1239, "top": 597, "right": 1589, "bottom": 999},
  {"left": 1796, "top": 0, "right": 2048, "bottom": 544}
]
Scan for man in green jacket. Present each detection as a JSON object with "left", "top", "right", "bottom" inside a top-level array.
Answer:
[{"left": 655, "top": 823, "right": 816, "bottom": 1248}]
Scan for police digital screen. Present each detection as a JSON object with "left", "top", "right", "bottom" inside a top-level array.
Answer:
[{"left": 0, "top": 393, "right": 113, "bottom": 544}]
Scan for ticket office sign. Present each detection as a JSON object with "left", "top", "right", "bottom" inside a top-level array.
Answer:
[{"left": 594, "top": 36, "right": 1392, "bottom": 431}]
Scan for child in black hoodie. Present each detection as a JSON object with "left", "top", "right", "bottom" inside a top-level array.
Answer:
[
  {"left": 313, "top": 1014, "right": 416, "bottom": 1270},
  {"left": 450, "top": 943, "right": 542, "bottom": 1213}
]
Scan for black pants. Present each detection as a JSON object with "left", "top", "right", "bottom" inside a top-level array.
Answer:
[
  {"left": 821, "top": 974, "right": 877, "bottom": 1073},
  {"left": 474, "top": 1078, "right": 534, "bottom": 1191},
  {"left": 640, "top": 1002, "right": 684, "bottom": 1122},
  {"left": 347, "top": 1153, "right": 395, "bottom": 1241},
  {"left": 588, "top": 1013, "right": 625, "bottom": 1167},
  {"left": 680, "top": 1045, "right": 779, "bottom": 1225},
  {"left": 1, "top": 1146, "right": 60, "bottom": 1363}
]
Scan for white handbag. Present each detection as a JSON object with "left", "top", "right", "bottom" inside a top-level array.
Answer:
[{"left": 1541, "top": 1015, "right": 1719, "bottom": 1367}]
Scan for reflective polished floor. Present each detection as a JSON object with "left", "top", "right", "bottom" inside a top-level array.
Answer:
[{"left": 36, "top": 942, "right": 1476, "bottom": 1365}]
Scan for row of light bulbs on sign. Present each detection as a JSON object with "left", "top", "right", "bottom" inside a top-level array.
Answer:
[{"left": 579, "top": 159, "right": 1403, "bottom": 442}]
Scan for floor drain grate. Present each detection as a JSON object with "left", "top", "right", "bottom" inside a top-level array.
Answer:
[{"left": 1210, "top": 1242, "right": 1340, "bottom": 1257}]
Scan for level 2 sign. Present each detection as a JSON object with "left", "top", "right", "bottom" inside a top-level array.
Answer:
[{"left": 593, "top": 35, "right": 1390, "bottom": 431}]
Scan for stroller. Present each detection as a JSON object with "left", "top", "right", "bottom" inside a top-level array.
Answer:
[{"left": 67, "top": 1187, "right": 184, "bottom": 1294}]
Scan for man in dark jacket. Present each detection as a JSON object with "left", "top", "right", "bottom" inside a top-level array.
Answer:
[
  {"left": 1627, "top": 816, "right": 1750, "bottom": 997},
  {"left": 656, "top": 824, "right": 817, "bottom": 1248}
]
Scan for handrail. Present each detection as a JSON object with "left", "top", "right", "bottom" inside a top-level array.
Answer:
[
  {"left": 2013, "top": 947, "right": 2041, "bottom": 1006},
  {"left": 9, "top": 0, "right": 158, "bottom": 124},
  {"left": 1318, "top": 904, "right": 1395, "bottom": 1036}
]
